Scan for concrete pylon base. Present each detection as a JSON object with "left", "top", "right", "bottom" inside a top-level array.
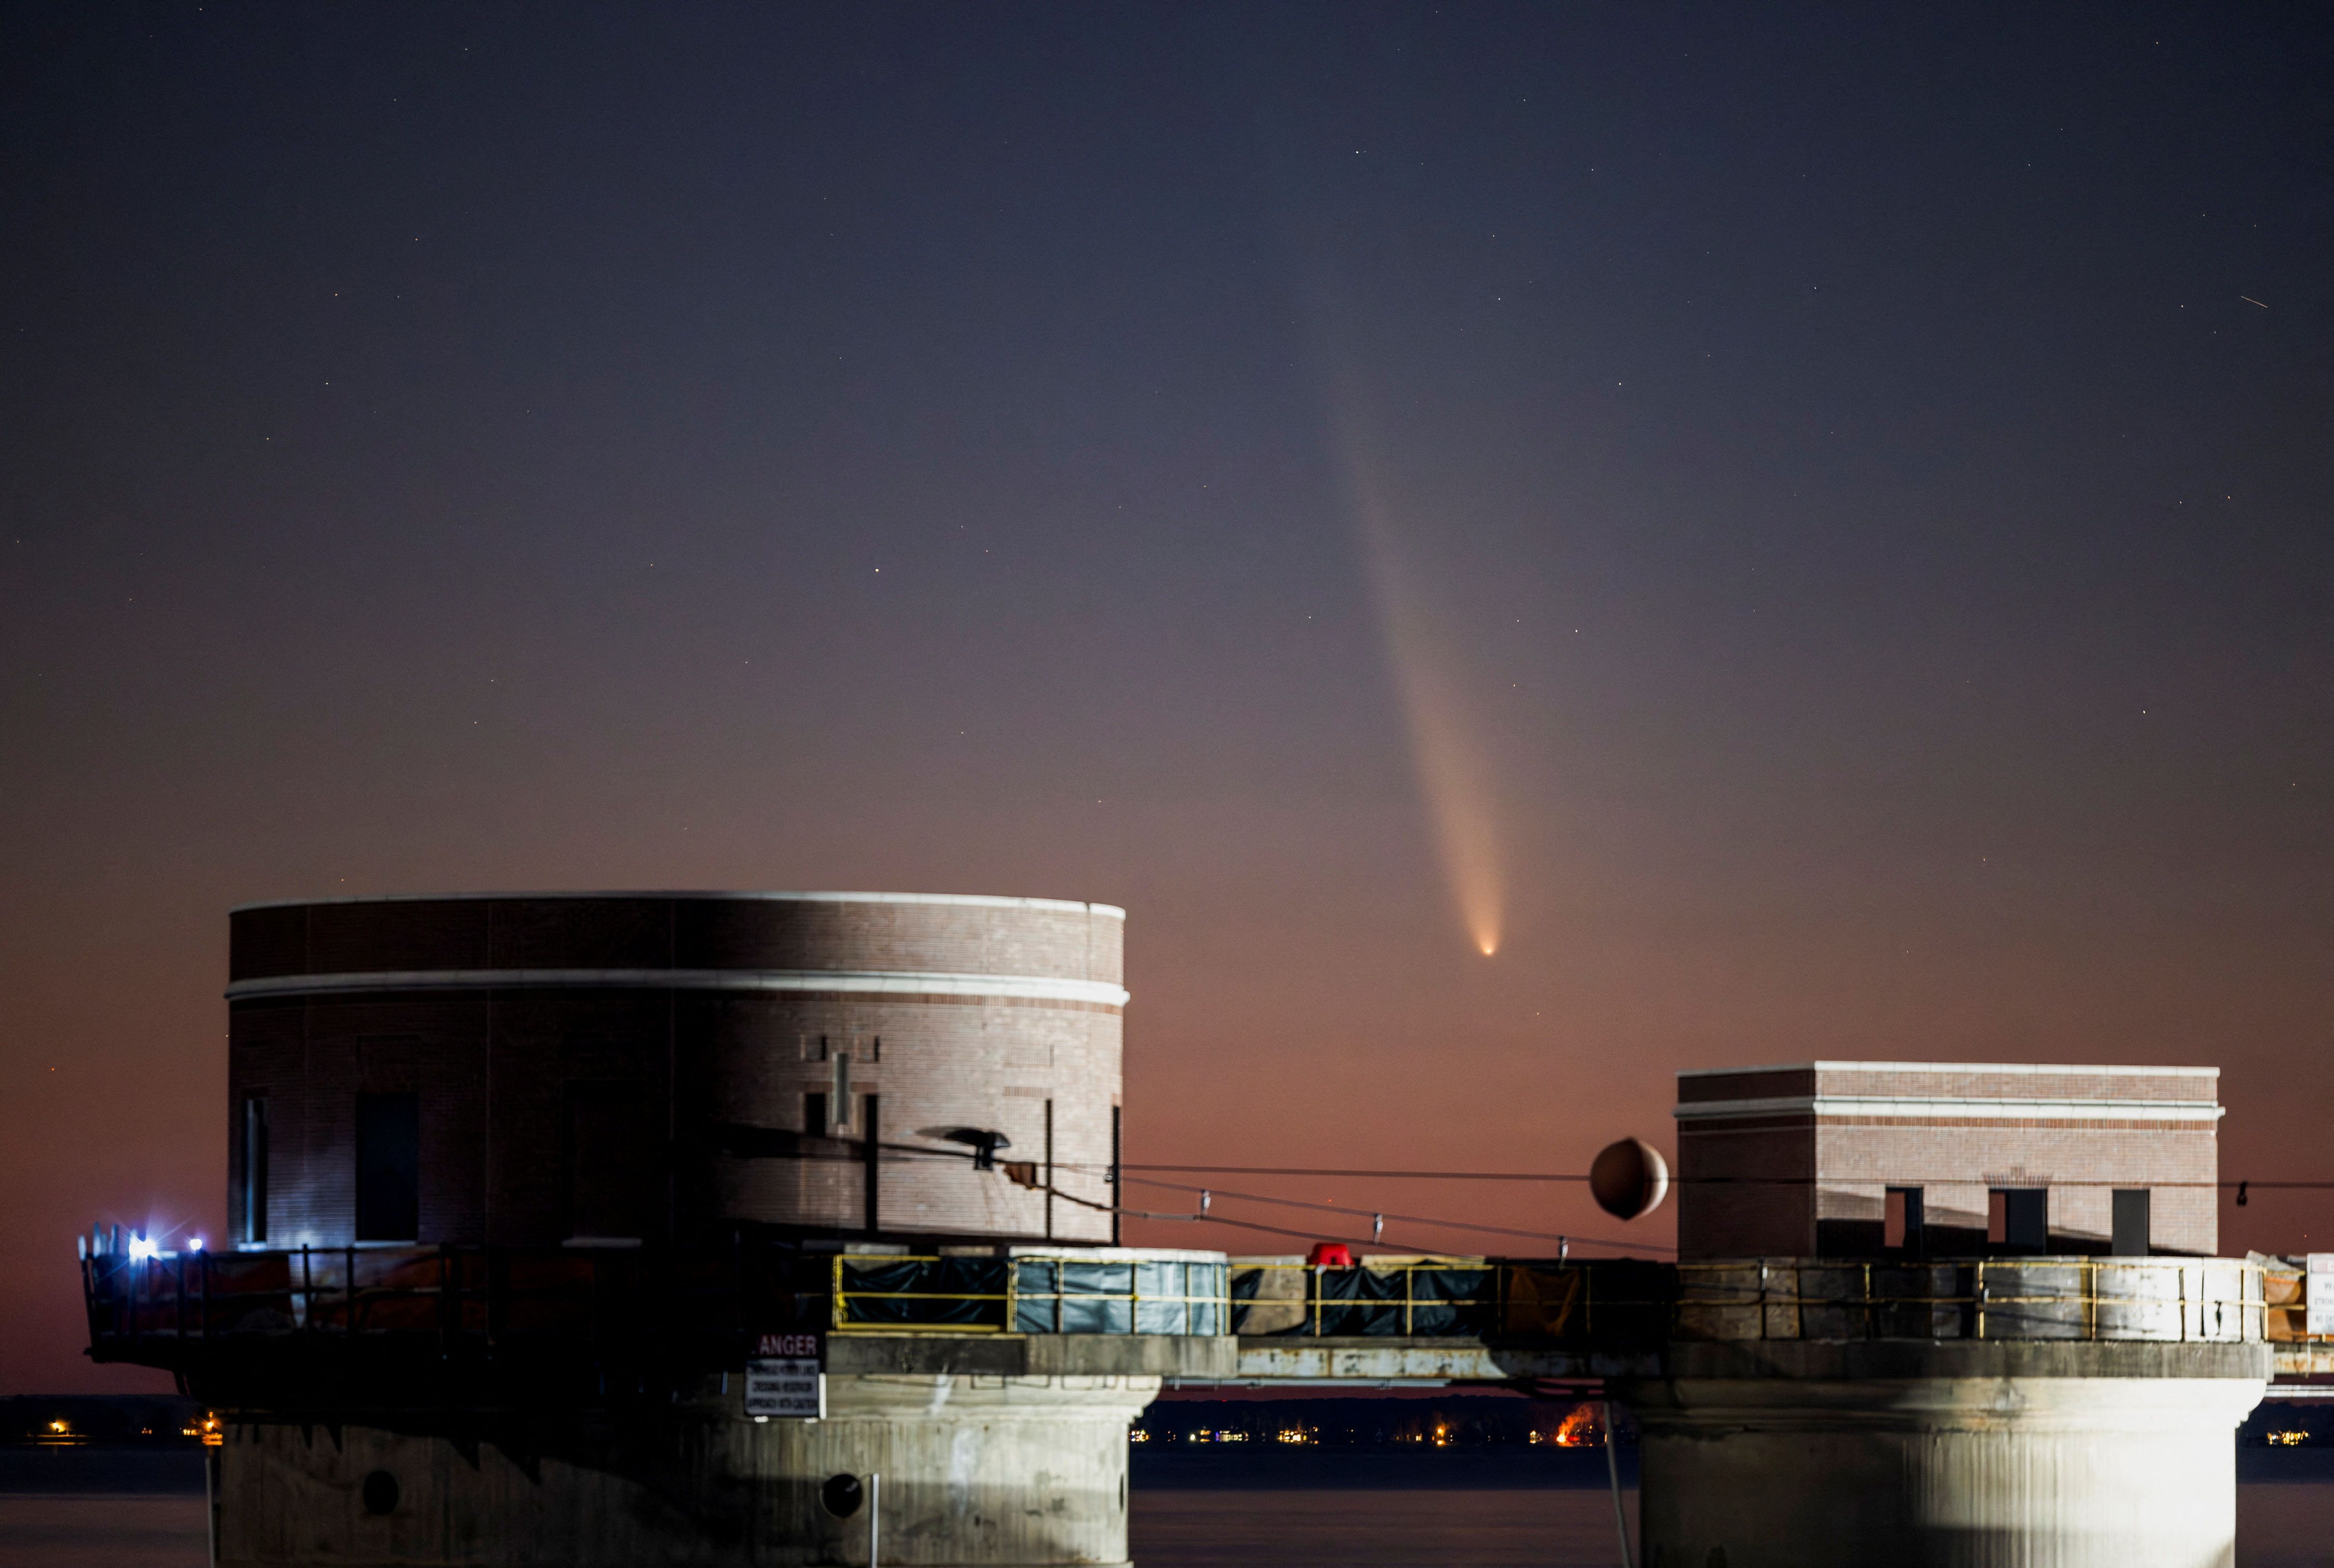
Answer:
[
  {"left": 1619, "top": 1342, "right": 2270, "bottom": 1568},
  {"left": 215, "top": 1373, "right": 1157, "bottom": 1566}
]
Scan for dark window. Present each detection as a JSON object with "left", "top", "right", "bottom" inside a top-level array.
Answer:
[
  {"left": 354, "top": 1092, "right": 421, "bottom": 1241},
  {"left": 830, "top": 1057, "right": 853, "bottom": 1132},
  {"left": 242, "top": 1097, "right": 269, "bottom": 1244},
  {"left": 804, "top": 1092, "right": 828, "bottom": 1137},
  {"left": 565, "top": 1083, "right": 655, "bottom": 1241},
  {"left": 1988, "top": 1187, "right": 2048, "bottom": 1253},
  {"left": 1883, "top": 1186, "right": 1924, "bottom": 1254},
  {"left": 2111, "top": 1189, "right": 2151, "bottom": 1257}
]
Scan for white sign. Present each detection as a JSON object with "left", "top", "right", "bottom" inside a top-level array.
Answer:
[
  {"left": 2309, "top": 1255, "right": 2334, "bottom": 1339},
  {"left": 745, "top": 1333, "right": 825, "bottom": 1419}
]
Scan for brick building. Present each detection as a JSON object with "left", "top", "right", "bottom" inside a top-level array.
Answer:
[
  {"left": 226, "top": 891, "right": 1127, "bottom": 1250},
  {"left": 1673, "top": 1061, "right": 2220, "bottom": 1260}
]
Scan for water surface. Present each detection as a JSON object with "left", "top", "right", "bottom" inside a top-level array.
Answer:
[{"left": 3, "top": 1463, "right": 2327, "bottom": 1566}]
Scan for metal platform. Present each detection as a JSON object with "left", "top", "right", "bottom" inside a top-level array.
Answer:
[{"left": 84, "top": 1242, "right": 2296, "bottom": 1404}]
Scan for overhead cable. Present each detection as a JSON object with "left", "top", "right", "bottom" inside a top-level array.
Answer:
[
  {"left": 1090, "top": 1163, "right": 2333, "bottom": 1191},
  {"left": 1118, "top": 1176, "right": 1676, "bottom": 1254}
]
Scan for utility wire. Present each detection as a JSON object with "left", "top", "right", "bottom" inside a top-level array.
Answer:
[
  {"left": 1119, "top": 1176, "right": 1675, "bottom": 1255},
  {"left": 1085, "top": 1163, "right": 2334, "bottom": 1190},
  {"left": 822, "top": 1148, "right": 2324, "bottom": 1194},
  {"left": 1171, "top": 1208, "right": 1489, "bottom": 1252},
  {"left": 1043, "top": 1177, "right": 1663, "bottom": 1254},
  {"left": 1043, "top": 1181, "right": 1451, "bottom": 1249},
  {"left": 1109, "top": 1164, "right": 1595, "bottom": 1182}
]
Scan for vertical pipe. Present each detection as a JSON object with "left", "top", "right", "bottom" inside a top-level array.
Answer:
[
  {"left": 863, "top": 1094, "right": 882, "bottom": 1236},
  {"left": 729, "top": 1225, "right": 742, "bottom": 1344},
  {"left": 868, "top": 1470, "right": 881, "bottom": 1566},
  {"left": 1602, "top": 1400, "right": 1632, "bottom": 1568},
  {"left": 205, "top": 1438, "right": 220, "bottom": 1568},
  {"left": 1043, "top": 1100, "right": 1055, "bottom": 1242},
  {"left": 1108, "top": 1106, "right": 1122, "bottom": 1246},
  {"left": 484, "top": 986, "right": 494, "bottom": 1243},
  {"left": 664, "top": 925, "right": 677, "bottom": 1246}
]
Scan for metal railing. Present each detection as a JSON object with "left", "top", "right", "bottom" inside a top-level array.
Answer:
[
  {"left": 81, "top": 1244, "right": 749, "bottom": 1358},
  {"left": 831, "top": 1254, "right": 1230, "bottom": 1336},
  {"left": 1225, "top": 1255, "right": 2268, "bottom": 1345},
  {"left": 81, "top": 1244, "right": 1237, "bottom": 1369},
  {"left": 1229, "top": 1258, "right": 1675, "bottom": 1343},
  {"left": 1672, "top": 1257, "right": 2267, "bottom": 1343},
  {"left": 87, "top": 1247, "right": 2267, "bottom": 1374}
]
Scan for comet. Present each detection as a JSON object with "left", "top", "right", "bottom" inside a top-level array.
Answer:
[
  {"left": 1311, "top": 382, "right": 1506, "bottom": 958},
  {"left": 1293, "top": 276, "right": 1511, "bottom": 958},
  {"left": 1357, "top": 507, "right": 1506, "bottom": 958}
]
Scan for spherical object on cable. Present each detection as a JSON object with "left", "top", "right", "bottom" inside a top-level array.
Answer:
[{"left": 1589, "top": 1137, "right": 1670, "bottom": 1221}]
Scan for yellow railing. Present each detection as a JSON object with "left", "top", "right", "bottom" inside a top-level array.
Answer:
[
  {"left": 1228, "top": 1257, "right": 1676, "bottom": 1341},
  {"left": 830, "top": 1253, "right": 1231, "bottom": 1336},
  {"left": 1231, "top": 1258, "right": 1492, "bottom": 1338}
]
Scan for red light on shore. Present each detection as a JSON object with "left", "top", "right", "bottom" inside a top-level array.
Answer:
[{"left": 1551, "top": 1405, "right": 1602, "bottom": 1447}]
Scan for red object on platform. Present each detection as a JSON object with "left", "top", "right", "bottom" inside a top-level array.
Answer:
[{"left": 1307, "top": 1243, "right": 1355, "bottom": 1268}]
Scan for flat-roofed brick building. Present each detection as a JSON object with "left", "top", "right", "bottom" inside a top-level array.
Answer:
[{"left": 1673, "top": 1061, "right": 2221, "bottom": 1260}]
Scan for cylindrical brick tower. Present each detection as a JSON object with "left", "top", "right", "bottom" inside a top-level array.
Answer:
[
  {"left": 225, "top": 892, "right": 1125, "bottom": 1248},
  {"left": 81, "top": 889, "right": 1235, "bottom": 1568}
]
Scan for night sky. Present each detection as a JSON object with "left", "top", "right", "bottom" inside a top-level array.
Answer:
[{"left": 7, "top": 5, "right": 2334, "bottom": 1392}]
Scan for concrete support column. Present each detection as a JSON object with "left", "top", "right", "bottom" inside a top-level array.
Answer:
[
  {"left": 216, "top": 1373, "right": 1158, "bottom": 1567},
  {"left": 1618, "top": 1342, "right": 2269, "bottom": 1568}
]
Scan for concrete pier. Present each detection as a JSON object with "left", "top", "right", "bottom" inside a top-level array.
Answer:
[
  {"left": 131, "top": 890, "right": 1196, "bottom": 1566},
  {"left": 1620, "top": 1335, "right": 2269, "bottom": 1568},
  {"left": 217, "top": 1372, "right": 1161, "bottom": 1567}
]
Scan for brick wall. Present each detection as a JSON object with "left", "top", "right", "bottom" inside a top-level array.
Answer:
[
  {"left": 226, "top": 893, "right": 1124, "bottom": 1250},
  {"left": 1674, "top": 1061, "right": 2221, "bottom": 1260}
]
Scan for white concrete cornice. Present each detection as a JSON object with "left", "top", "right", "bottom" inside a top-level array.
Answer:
[
  {"left": 1676, "top": 1061, "right": 2218, "bottom": 1079},
  {"left": 226, "top": 968, "right": 1130, "bottom": 1007},
  {"left": 1674, "top": 1094, "right": 2224, "bottom": 1123},
  {"left": 230, "top": 890, "right": 1126, "bottom": 920}
]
